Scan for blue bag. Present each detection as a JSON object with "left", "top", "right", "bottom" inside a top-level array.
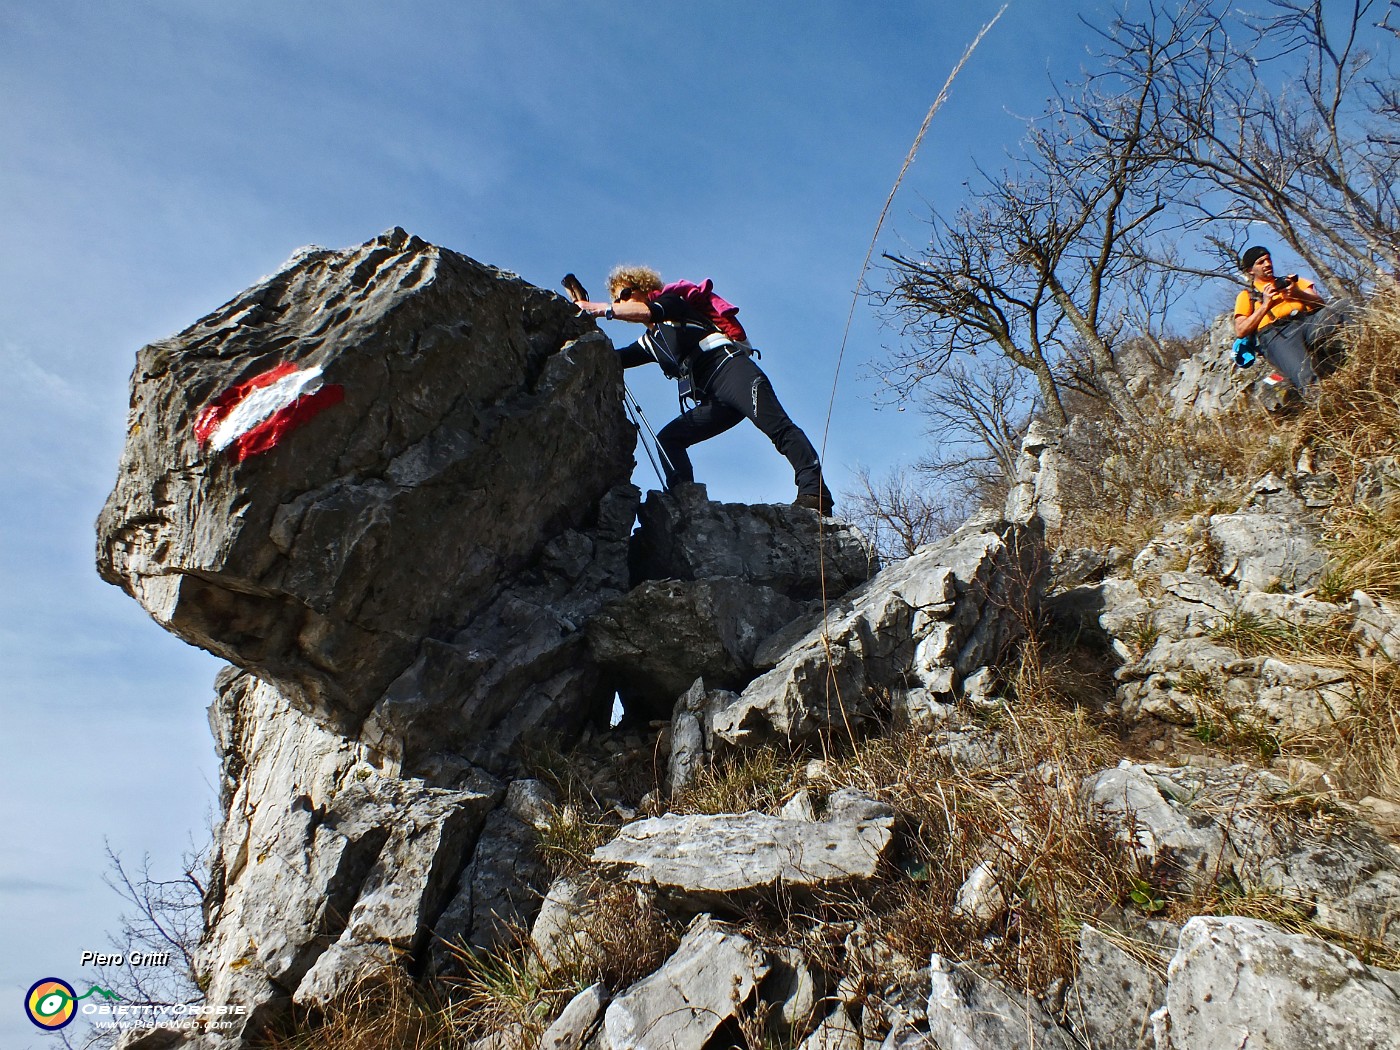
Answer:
[{"left": 1232, "top": 335, "right": 1258, "bottom": 368}]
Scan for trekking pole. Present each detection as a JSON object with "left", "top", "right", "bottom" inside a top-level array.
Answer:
[
  {"left": 562, "top": 273, "right": 675, "bottom": 491},
  {"left": 622, "top": 381, "right": 671, "bottom": 490}
]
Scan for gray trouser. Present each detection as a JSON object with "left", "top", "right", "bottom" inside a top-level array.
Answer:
[{"left": 1258, "top": 298, "right": 1350, "bottom": 390}]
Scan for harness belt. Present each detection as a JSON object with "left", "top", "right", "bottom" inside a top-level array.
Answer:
[{"left": 678, "top": 339, "right": 754, "bottom": 410}]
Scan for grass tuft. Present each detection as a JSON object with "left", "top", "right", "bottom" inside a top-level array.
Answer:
[{"left": 258, "top": 970, "right": 456, "bottom": 1050}]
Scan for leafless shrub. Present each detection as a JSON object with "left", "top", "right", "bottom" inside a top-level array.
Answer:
[{"left": 842, "top": 465, "right": 968, "bottom": 562}]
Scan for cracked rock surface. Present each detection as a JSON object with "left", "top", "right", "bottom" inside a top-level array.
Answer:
[{"left": 97, "top": 228, "right": 635, "bottom": 766}]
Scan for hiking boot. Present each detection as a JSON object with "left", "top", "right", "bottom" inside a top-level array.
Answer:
[{"left": 793, "top": 492, "right": 835, "bottom": 515}]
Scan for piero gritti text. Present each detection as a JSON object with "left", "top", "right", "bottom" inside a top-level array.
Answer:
[{"left": 80, "top": 951, "right": 171, "bottom": 967}]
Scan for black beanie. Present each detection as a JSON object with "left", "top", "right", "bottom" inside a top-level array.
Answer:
[{"left": 1240, "top": 245, "right": 1270, "bottom": 271}]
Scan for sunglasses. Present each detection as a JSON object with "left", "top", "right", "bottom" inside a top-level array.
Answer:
[{"left": 615, "top": 287, "right": 634, "bottom": 302}]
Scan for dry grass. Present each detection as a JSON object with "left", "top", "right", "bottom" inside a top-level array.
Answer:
[
  {"left": 670, "top": 745, "right": 809, "bottom": 816},
  {"left": 260, "top": 880, "right": 685, "bottom": 1050},
  {"left": 258, "top": 971, "right": 456, "bottom": 1050},
  {"left": 1309, "top": 291, "right": 1400, "bottom": 603},
  {"left": 1310, "top": 289, "right": 1400, "bottom": 464},
  {"left": 1324, "top": 661, "right": 1400, "bottom": 802},
  {"left": 523, "top": 877, "right": 683, "bottom": 994},
  {"left": 1198, "top": 603, "right": 1400, "bottom": 802},
  {"left": 1053, "top": 402, "right": 1292, "bottom": 553},
  {"left": 442, "top": 940, "right": 562, "bottom": 1046},
  {"left": 1316, "top": 500, "right": 1400, "bottom": 604},
  {"left": 535, "top": 801, "right": 614, "bottom": 881},
  {"left": 438, "top": 886, "right": 680, "bottom": 1046},
  {"left": 769, "top": 633, "right": 1137, "bottom": 998},
  {"left": 1056, "top": 291, "right": 1400, "bottom": 565}
]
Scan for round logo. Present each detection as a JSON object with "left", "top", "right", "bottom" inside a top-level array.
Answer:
[{"left": 25, "top": 978, "right": 77, "bottom": 1030}]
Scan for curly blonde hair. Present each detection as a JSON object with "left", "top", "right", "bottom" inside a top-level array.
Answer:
[{"left": 607, "top": 265, "right": 663, "bottom": 300}]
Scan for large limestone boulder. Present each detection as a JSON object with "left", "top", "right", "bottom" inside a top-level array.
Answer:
[
  {"left": 709, "top": 513, "right": 1043, "bottom": 749},
  {"left": 593, "top": 484, "right": 877, "bottom": 718},
  {"left": 587, "top": 577, "right": 804, "bottom": 712},
  {"left": 1208, "top": 509, "right": 1328, "bottom": 591},
  {"left": 603, "top": 916, "right": 769, "bottom": 1050},
  {"left": 630, "top": 484, "right": 878, "bottom": 600},
  {"left": 591, "top": 806, "right": 894, "bottom": 910},
  {"left": 1164, "top": 916, "right": 1400, "bottom": 1049},
  {"left": 198, "top": 670, "right": 500, "bottom": 1044},
  {"left": 1053, "top": 465, "right": 1377, "bottom": 741},
  {"left": 97, "top": 229, "right": 636, "bottom": 772}
]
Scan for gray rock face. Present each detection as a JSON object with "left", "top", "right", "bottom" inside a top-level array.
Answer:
[
  {"left": 1082, "top": 761, "right": 1400, "bottom": 953},
  {"left": 541, "top": 984, "right": 607, "bottom": 1050},
  {"left": 1245, "top": 819, "right": 1400, "bottom": 954},
  {"left": 1083, "top": 764, "right": 1236, "bottom": 884},
  {"left": 587, "top": 577, "right": 803, "bottom": 711},
  {"left": 1208, "top": 509, "right": 1328, "bottom": 591},
  {"left": 630, "top": 484, "right": 877, "bottom": 601},
  {"left": 199, "top": 670, "right": 499, "bottom": 1039},
  {"left": 97, "top": 228, "right": 635, "bottom": 771},
  {"left": 711, "top": 515, "right": 1042, "bottom": 749},
  {"left": 1066, "top": 924, "right": 1167, "bottom": 1050},
  {"left": 1167, "top": 313, "right": 1291, "bottom": 416},
  {"left": 1064, "top": 463, "right": 1369, "bottom": 740},
  {"left": 925, "top": 954, "right": 1076, "bottom": 1050},
  {"left": 603, "top": 916, "right": 769, "bottom": 1050},
  {"left": 592, "top": 809, "right": 894, "bottom": 908},
  {"left": 362, "top": 480, "right": 637, "bottom": 774},
  {"left": 1003, "top": 420, "right": 1065, "bottom": 530},
  {"left": 1165, "top": 916, "right": 1400, "bottom": 1049},
  {"left": 430, "top": 802, "right": 549, "bottom": 966}
]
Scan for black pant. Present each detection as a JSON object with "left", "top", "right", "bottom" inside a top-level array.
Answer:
[
  {"left": 1259, "top": 299, "right": 1350, "bottom": 391},
  {"left": 656, "top": 352, "right": 824, "bottom": 497}
]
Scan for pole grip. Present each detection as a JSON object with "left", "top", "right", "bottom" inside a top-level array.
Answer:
[{"left": 561, "top": 273, "right": 589, "bottom": 303}]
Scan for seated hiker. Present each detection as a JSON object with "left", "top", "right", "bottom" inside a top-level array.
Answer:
[
  {"left": 1234, "top": 245, "right": 1350, "bottom": 394},
  {"left": 576, "top": 265, "right": 833, "bottom": 514}
]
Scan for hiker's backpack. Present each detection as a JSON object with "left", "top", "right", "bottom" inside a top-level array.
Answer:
[{"left": 659, "top": 279, "right": 749, "bottom": 344}]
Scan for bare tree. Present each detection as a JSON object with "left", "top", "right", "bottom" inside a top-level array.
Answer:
[
  {"left": 843, "top": 465, "right": 967, "bottom": 562},
  {"left": 1135, "top": 0, "right": 1400, "bottom": 293},
  {"left": 98, "top": 841, "right": 207, "bottom": 1006},
  {"left": 914, "top": 357, "right": 1031, "bottom": 492},
  {"left": 62, "top": 842, "right": 209, "bottom": 1049},
  {"left": 879, "top": 3, "right": 1201, "bottom": 425},
  {"left": 880, "top": 0, "right": 1396, "bottom": 444}
]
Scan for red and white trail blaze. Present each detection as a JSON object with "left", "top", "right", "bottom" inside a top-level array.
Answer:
[{"left": 194, "top": 362, "right": 344, "bottom": 461}]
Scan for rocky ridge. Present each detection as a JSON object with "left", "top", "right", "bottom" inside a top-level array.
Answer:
[{"left": 101, "top": 233, "right": 1400, "bottom": 1050}]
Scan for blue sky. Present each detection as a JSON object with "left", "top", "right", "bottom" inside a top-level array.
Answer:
[{"left": 0, "top": 2, "right": 1123, "bottom": 1044}]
